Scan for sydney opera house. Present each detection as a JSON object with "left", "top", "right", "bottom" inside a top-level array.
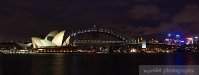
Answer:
[{"left": 32, "top": 30, "right": 71, "bottom": 48}]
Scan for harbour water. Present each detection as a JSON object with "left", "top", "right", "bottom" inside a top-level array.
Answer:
[{"left": 0, "top": 53, "right": 199, "bottom": 75}]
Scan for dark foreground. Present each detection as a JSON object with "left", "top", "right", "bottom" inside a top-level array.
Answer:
[{"left": 0, "top": 53, "right": 199, "bottom": 75}]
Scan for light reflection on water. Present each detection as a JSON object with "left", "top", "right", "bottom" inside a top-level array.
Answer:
[
  {"left": 165, "top": 53, "right": 195, "bottom": 65},
  {"left": 1, "top": 53, "right": 199, "bottom": 75},
  {"left": 31, "top": 54, "right": 51, "bottom": 75},
  {"left": 52, "top": 53, "right": 66, "bottom": 75}
]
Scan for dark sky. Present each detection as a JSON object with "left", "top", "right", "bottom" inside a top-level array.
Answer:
[{"left": 1, "top": 0, "right": 199, "bottom": 40}]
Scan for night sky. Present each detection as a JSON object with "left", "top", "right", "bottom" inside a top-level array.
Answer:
[{"left": 1, "top": 0, "right": 199, "bottom": 40}]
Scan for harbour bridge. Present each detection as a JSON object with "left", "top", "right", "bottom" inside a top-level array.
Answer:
[
  {"left": 67, "top": 26, "right": 134, "bottom": 51},
  {"left": 69, "top": 26, "right": 131, "bottom": 44}
]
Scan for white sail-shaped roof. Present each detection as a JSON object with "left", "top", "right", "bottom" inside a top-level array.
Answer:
[
  {"left": 52, "top": 31, "right": 65, "bottom": 46},
  {"left": 26, "top": 43, "right": 32, "bottom": 47},
  {"left": 16, "top": 42, "right": 32, "bottom": 47},
  {"left": 16, "top": 42, "right": 32, "bottom": 49},
  {"left": 32, "top": 40, "right": 37, "bottom": 48},
  {"left": 40, "top": 40, "right": 57, "bottom": 47},
  {"left": 45, "top": 30, "right": 59, "bottom": 40},
  {"left": 31, "top": 37, "right": 43, "bottom": 48},
  {"left": 63, "top": 36, "right": 71, "bottom": 46}
]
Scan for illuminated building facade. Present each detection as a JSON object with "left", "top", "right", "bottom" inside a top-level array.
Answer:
[{"left": 32, "top": 30, "right": 71, "bottom": 48}]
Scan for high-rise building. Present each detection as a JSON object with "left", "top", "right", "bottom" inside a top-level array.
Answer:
[
  {"left": 186, "top": 38, "right": 193, "bottom": 45},
  {"left": 165, "top": 33, "right": 172, "bottom": 45},
  {"left": 175, "top": 35, "right": 181, "bottom": 45}
]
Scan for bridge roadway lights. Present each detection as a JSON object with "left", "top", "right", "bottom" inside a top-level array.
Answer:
[{"left": 75, "top": 40, "right": 126, "bottom": 44}]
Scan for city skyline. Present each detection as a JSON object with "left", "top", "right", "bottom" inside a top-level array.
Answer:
[
  {"left": 1, "top": 28, "right": 199, "bottom": 54},
  {"left": 1, "top": 0, "right": 199, "bottom": 40}
]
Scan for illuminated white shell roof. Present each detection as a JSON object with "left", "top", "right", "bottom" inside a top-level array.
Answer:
[
  {"left": 45, "top": 30, "right": 59, "bottom": 40},
  {"left": 40, "top": 40, "right": 57, "bottom": 47},
  {"left": 63, "top": 36, "right": 71, "bottom": 46},
  {"left": 16, "top": 42, "right": 32, "bottom": 49},
  {"left": 52, "top": 31, "right": 65, "bottom": 46},
  {"left": 31, "top": 37, "right": 43, "bottom": 48}
]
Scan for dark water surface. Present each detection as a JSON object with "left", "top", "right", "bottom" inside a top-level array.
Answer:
[{"left": 0, "top": 53, "right": 199, "bottom": 75}]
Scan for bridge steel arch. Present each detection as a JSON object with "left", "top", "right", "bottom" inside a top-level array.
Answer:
[{"left": 70, "top": 28, "right": 129, "bottom": 43}]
